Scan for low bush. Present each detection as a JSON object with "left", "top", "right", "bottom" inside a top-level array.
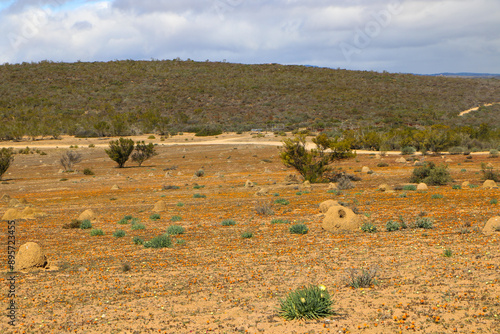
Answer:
[
  {"left": 271, "top": 218, "right": 290, "bottom": 224},
  {"left": 278, "top": 285, "right": 334, "bottom": 320},
  {"left": 83, "top": 168, "right": 94, "bottom": 175},
  {"left": 361, "top": 222, "right": 377, "bottom": 233},
  {"left": 150, "top": 213, "right": 161, "bottom": 220},
  {"left": 222, "top": 219, "right": 236, "bottom": 226},
  {"left": 113, "top": 230, "right": 126, "bottom": 238},
  {"left": 274, "top": 198, "right": 290, "bottom": 205},
  {"left": 170, "top": 215, "right": 182, "bottom": 222},
  {"left": 132, "top": 236, "right": 144, "bottom": 245},
  {"left": 290, "top": 224, "right": 309, "bottom": 234},
  {"left": 410, "top": 162, "right": 452, "bottom": 185},
  {"left": 344, "top": 267, "right": 378, "bottom": 288},
  {"left": 144, "top": 235, "right": 172, "bottom": 248},
  {"left": 131, "top": 223, "right": 145, "bottom": 230},
  {"left": 385, "top": 220, "right": 400, "bottom": 232},
  {"left": 241, "top": 232, "right": 253, "bottom": 238},
  {"left": 80, "top": 219, "right": 92, "bottom": 229},
  {"left": 414, "top": 217, "right": 434, "bottom": 229},
  {"left": 167, "top": 225, "right": 185, "bottom": 235},
  {"left": 193, "top": 193, "right": 206, "bottom": 198},
  {"left": 90, "top": 228, "right": 104, "bottom": 236}
]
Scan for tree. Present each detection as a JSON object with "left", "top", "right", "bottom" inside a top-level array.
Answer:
[
  {"left": 60, "top": 150, "right": 82, "bottom": 171},
  {"left": 280, "top": 133, "right": 354, "bottom": 183},
  {"left": 0, "top": 148, "right": 14, "bottom": 180},
  {"left": 131, "top": 141, "right": 158, "bottom": 166},
  {"left": 105, "top": 138, "right": 134, "bottom": 168}
]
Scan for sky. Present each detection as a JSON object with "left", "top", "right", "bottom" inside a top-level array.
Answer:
[{"left": 0, "top": 0, "right": 499, "bottom": 74}]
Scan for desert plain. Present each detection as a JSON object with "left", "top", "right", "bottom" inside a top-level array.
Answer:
[{"left": 1, "top": 132, "right": 499, "bottom": 334}]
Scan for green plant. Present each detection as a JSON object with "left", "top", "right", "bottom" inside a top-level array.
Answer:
[
  {"left": 176, "top": 202, "right": 184, "bottom": 207},
  {"left": 361, "top": 222, "right": 377, "bottom": 233},
  {"left": 83, "top": 168, "right": 94, "bottom": 175},
  {"left": 148, "top": 135, "right": 156, "bottom": 139},
  {"left": 143, "top": 234, "right": 172, "bottom": 248},
  {"left": 274, "top": 198, "right": 290, "bottom": 205},
  {"left": 414, "top": 217, "right": 434, "bottom": 229},
  {"left": 0, "top": 148, "right": 14, "bottom": 180},
  {"left": 241, "top": 232, "right": 253, "bottom": 238},
  {"left": 130, "top": 217, "right": 140, "bottom": 224},
  {"left": 489, "top": 149, "right": 499, "bottom": 158},
  {"left": 289, "top": 224, "right": 309, "bottom": 234},
  {"left": 443, "top": 249, "right": 453, "bottom": 257},
  {"left": 90, "top": 228, "right": 104, "bottom": 236},
  {"left": 60, "top": 150, "right": 82, "bottom": 171},
  {"left": 105, "top": 138, "right": 135, "bottom": 168},
  {"left": 132, "top": 236, "right": 144, "bottom": 245},
  {"left": 62, "top": 219, "right": 81, "bottom": 229},
  {"left": 480, "top": 162, "right": 500, "bottom": 182},
  {"left": 193, "top": 193, "right": 206, "bottom": 198},
  {"left": 377, "top": 162, "right": 389, "bottom": 167},
  {"left": 402, "top": 185, "right": 417, "bottom": 191},
  {"left": 271, "top": 218, "right": 290, "bottom": 224},
  {"left": 431, "top": 194, "right": 444, "bottom": 199},
  {"left": 59, "top": 178, "right": 68, "bottom": 181},
  {"left": 167, "top": 225, "right": 185, "bottom": 235},
  {"left": 121, "top": 263, "right": 131, "bottom": 272},
  {"left": 344, "top": 267, "right": 378, "bottom": 288},
  {"left": 131, "top": 141, "right": 158, "bottom": 166},
  {"left": 398, "top": 192, "right": 407, "bottom": 198},
  {"left": 176, "top": 239, "right": 186, "bottom": 245},
  {"left": 150, "top": 213, "right": 161, "bottom": 220},
  {"left": 278, "top": 285, "right": 334, "bottom": 320},
  {"left": 280, "top": 133, "right": 354, "bottom": 183},
  {"left": 170, "top": 215, "right": 182, "bottom": 222},
  {"left": 193, "top": 184, "right": 205, "bottom": 189},
  {"left": 131, "top": 223, "right": 145, "bottom": 230},
  {"left": 452, "top": 184, "right": 461, "bottom": 189},
  {"left": 194, "top": 169, "right": 205, "bottom": 177},
  {"left": 410, "top": 162, "right": 452, "bottom": 185},
  {"left": 490, "top": 199, "right": 498, "bottom": 205},
  {"left": 80, "top": 219, "right": 92, "bottom": 229},
  {"left": 118, "top": 218, "right": 129, "bottom": 224},
  {"left": 113, "top": 229, "right": 126, "bottom": 238},
  {"left": 401, "top": 146, "right": 416, "bottom": 155},
  {"left": 221, "top": 219, "right": 236, "bottom": 226},
  {"left": 327, "top": 189, "right": 341, "bottom": 195},
  {"left": 385, "top": 220, "right": 400, "bottom": 232},
  {"left": 398, "top": 215, "right": 408, "bottom": 229}
]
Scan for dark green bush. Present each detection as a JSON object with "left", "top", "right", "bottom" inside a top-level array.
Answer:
[
  {"left": 90, "top": 228, "right": 104, "bottom": 236},
  {"left": 105, "top": 138, "right": 134, "bottom": 168},
  {"left": 290, "top": 224, "right": 309, "bottom": 234},
  {"left": 385, "top": 220, "right": 400, "bottom": 232},
  {"left": 410, "top": 162, "right": 452, "bottom": 185},
  {"left": 221, "top": 219, "right": 236, "bottom": 226},
  {"left": 167, "top": 225, "right": 185, "bottom": 235},
  {"left": 0, "top": 148, "right": 14, "bottom": 180},
  {"left": 113, "top": 230, "right": 126, "bottom": 238},
  {"left": 144, "top": 235, "right": 172, "bottom": 248},
  {"left": 80, "top": 219, "right": 92, "bottom": 229}
]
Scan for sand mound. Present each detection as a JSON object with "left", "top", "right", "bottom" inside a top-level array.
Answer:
[
  {"left": 482, "top": 180, "right": 498, "bottom": 189},
  {"left": 322, "top": 205, "right": 366, "bottom": 232},
  {"left": 319, "top": 200, "right": 339, "bottom": 213},
  {"left": 461, "top": 181, "right": 470, "bottom": 188},
  {"left": 482, "top": 216, "right": 500, "bottom": 233},
  {"left": 244, "top": 180, "right": 254, "bottom": 188},
  {"left": 2, "top": 208, "right": 22, "bottom": 220},
  {"left": 153, "top": 200, "right": 167, "bottom": 212},
  {"left": 78, "top": 209, "right": 95, "bottom": 221},
  {"left": 255, "top": 187, "right": 268, "bottom": 196},
  {"left": 417, "top": 183, "right": 428, "bottom": 190},
  {"left": 328, "top": 183, "right": 338, "bottom": 190},
  {"left": 378, "top": 184, "right": 393, "bottom": 192},
  {"left": 111, "top": 184, "right": 120, "bottom": 190},
  {"left": 2, "top": 207, "right": 46, "bottom": 220},
  {"left": 1, "top": 194, "right": 11, "bottom": 202},
  {"left": 302, "top": 180, "right": 311, "bottom": 189},
  {"left": 14, "top": 242, "right": 48, "bottom": 271},
  {"left": 395, "top": 157, "right": 407, "bottom": 163},
  {"left": 8, "top": 198, "right": 21, "bottom": 208}
]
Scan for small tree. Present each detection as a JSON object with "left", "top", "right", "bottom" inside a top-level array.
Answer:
[
  {"left": 0, "top": 148, "right": 14, "bottom": 180},
  {"left": 105, "top": 138, "right": 134, "bottom": 168},
  {"left": 410, "top": 162, "right": 452, "bottom": 185},
  {"left": 280, "top": 134, "right": 354, "bottom": 183},
  {"left": 60, "top": 150, "right": 82, "bottom": 171},
  {"left": 131, "top": 141, "right": 158, "bottom": 166}
]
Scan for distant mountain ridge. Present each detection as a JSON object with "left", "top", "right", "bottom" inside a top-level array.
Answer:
[{"left": 427, "top": 72, "right": 500, "bottom": 79}]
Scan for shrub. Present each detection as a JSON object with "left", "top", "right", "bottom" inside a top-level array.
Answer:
[
  {"left": 278, "top": 285, "right": 334, "bottom": 320},
  {"left": 193, "top": 193, "right": 206, "bottom": 199},
  {"left": 193, "top": 184, "right": 205, "bottom": 189},
  {"left": 410, "top": 162, "right": 452, "bottom": 185},
  {"left": 271, "top": 218, "right": 290, "bottom": 224},
  {"left": 431, "top": 194, "right": 443, "bottom": 199},
  {"left": 452, "top": 184, "right": 461, "bottom": 189},
  {"left": 88, "top": 143, "right": 95, "bottom": 148},
  {"left": 62, "top": 219, "right": 81, "bottom": 229},
  {"left": 170, "top": 215, "right": 182, "bottom": 222},
  {"left": 344, "top": 268, "right": 378, "bottom": 288},
  {"left": 195, "top": 127, "right": 222, "bottom": 136},
  {"left": 222, "top": 219, "right": 236, "bottom": 226},
  {"left": 385, "top": 220, "right": 400, "bottom": 232},
  {"left": 60, "top": 150, "right": 82, "bottom": 171},
  {"left": 123, "top": 215, "right": 133, "bottom": 220},
  {"left": 194, "top": 169, "right": 205, "bottom": 177},
  {"left": 144, "top": 235, "right": 172, "bottom": 248},
  {"left": 414, "top": 217, "right": 434, "bottom": 229},
  {"left": 113, "top": 230, "right": 126, "bottom": 238},
  {"left": 132, "top": 236, "right": 144, "bottom": 245},
  {"left": 131, "top": 141, "right": 158, "bottom": 166},
  {"left": 489, "top": 149, "right": 499, "bottom": 158},
  {"left": 377, "top": 162, "right": 389, "bottom": 167},
  {"left": 336, "top": 175, "right": 354, "bottom": 190},
  {"left": 150, "top": 213, "right": 161, "bottom": 220},
  {"left": 241, "top": 232, "right": 253, "bottom": 238},
  {"left": 105, "top": 138, "right": 135, "bottom": 168},
  {"left": 490, "top": 199, "right": 498, "bottom": 205},
  {"left": 83, "top": 168, "right": 94, "bottom": 175},
  {"left": 163, "top": 185, "right": 180, "bottom": 190},
  {"left": 360, "top": 222, "right": 377, "bottom": 233},
  {"left": 176, "top": 202, "right": 184, "bottom": 207},
  {"left": 255, "top": 201, "right": 274, "bottom": 215},
  {"left": 480, "top": 162, "right": 500, "bottom": 182},
  {"left": 0, "top": 148, "right": 14, "bottom": 180},
  {"left": 443, "top": 249, "right": 453, "bottom": 257},
  {"left": 148, "top": 135, "right": 156, "bottom": 139},
  {"left": 290, "top": 224, "right": 309, "bottom": 234},
  {"left": 274, "top": 198, "right": 290, "bottom": 205},
  {"left": 80, "top": 219, "right": 92, "bottom": 229},
  {"left": 402, "top": 185, "right": 416, "bottom": 191},
  {"left": 401, "top": 146, "right": 416, "bottom": 155},
  {"left": 131, "top": 223, "right": 145, "bottom": 230},
  {"left": 117, "top": 218, "right": 129, "bottom": 224},
  {"left": 166, "top": 225, "right": 185, "bottom": 235},
  {"left": 90, "top": 228, "right": 104, "bottom": 236}
]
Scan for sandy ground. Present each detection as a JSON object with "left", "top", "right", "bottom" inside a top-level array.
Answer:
[
  {"left": 458, "top": 102, "right": 500, "bottom": 116},
  {"left": 0, "top": 135, "right": 499, "bottom": 334}
]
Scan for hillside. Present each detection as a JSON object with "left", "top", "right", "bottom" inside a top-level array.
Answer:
[{"left": 1, "top": 60, "right": 500, "bottom": 139}]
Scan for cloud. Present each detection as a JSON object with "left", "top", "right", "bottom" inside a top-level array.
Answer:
[{"left": 0, "top": 0, "right": 499, "bottom": 73}]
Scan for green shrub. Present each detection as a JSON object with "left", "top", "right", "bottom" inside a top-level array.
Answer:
[
  {"left": 344, "top": 267, "right": 378, "bottom": 288},
  {"left": 144, "top": 235, "right": 172, "bottom": 248},
  {"left": 193, "top": 184, "right": 205, "bottom": 189},
  {"left": 398, "top": 192, "right": 407, "bottom": 198},
  {"left": 401, "top": 146, "right": 416, "bottom": 155},
  {"left": 490, "top": 199, "right": 498, "bottom": 205},
  {"left": 176, "top": 239, "right": 186, "bottom": 245},
  {"left": 480, "top": 162, "right": 500, "bottom": 182},
  {"left": 385, "top": 220, "right": 400, "bottom": 232},
  {"left": 290, "top": 224, "right": 309, "bottom": 234},
  {"left": 90, "top": 228, "right": 104, "bottom": 236},
  {"left": 221, "top": 219, "right": 236, "bottom": 226},
  {"left": 148, "top": 135, "right": 156, "bottom": 139},
  {"left": 443, "top": 249, "right": 453, "bottom": 257},
  {"left": 452, "top": 184, "right": 461, "bottom": 189},
  {"left": 132, "top": 236, "right": 144, "bottom": 245},
  {"left": 62, "top": 219, "right": 81, "bottom": 229},
  {"left": 360, "top": 222, "right": 377, "bottom": 233},
  {"left": 80, "top": 219, "right": 92, "bottom": 229},
  {"left": 431, "top": 194, "right": 444, "bottom": 199},
  {"left": 113, "top": 230, "right": 126, "bottom": 238},
  {"left": 193, "top": 193, "right": 206, "bottom": 198},
  {"left": 170, "top": 215, "right": 182, "bottom": 222},
  {"left": 131, "top": 223, "right": 145, "bottom": 230},
  {"left": 278, "top": 285, "right": 334, "bottom": 320},
  {"left": 402, "top": 185, "right": 417, "bottom": 191},
  {"left": 105, "top": 138, "right": 134, "bottom": 168},
  {"left": 176, "top": 202, "right": 184, "bottom": 207},
  {"left": 271, "top": 218, "right": 290, "bottom": 224},
  {"left": 130, "top": 217, "right": 140, "bottom": 225},
  {"left": 490, "top": 149, "right": 499, "bottom": 158},
  {"left": 117, "top": 218, "right": 129, "bottom": 224},
  {"left": 88, "top": 143, "right": 95, "bottom": 148},
  {"left": 83, "top": 168, "right": 94, "bottom": 175},
  {"left": 410, "top": 162, "right": 452, "bottom": 185},
  {"left": 241, "top": 232, "right": 253, "bottom": 238},
  {"left": 377, "top": 162, "right": 389, "bottom": 167},
  {"left": 194, "top": 169, "right": 205, "bottom": 177},
  {"left": 150, "top": 213, "right": 161, "bottom": 220},
  {"left": 123, "top": 215, "right": 133, "bottom": 220},
  {"left": 131, "top": 141, "right": 158, "bottom": 166},
  {"left": 414, "top": 217, "right": 434, "bottom": 229},
  {"left": 195, "top": 127, "right": 222, "bottom": 137},
  {"left": 274, "top": 198, "right": 290, "bottom": 205},
  {"left": 327, "top": 189, "right": 341, "bottom": 195},
  {"left": 167, "top": 225, "right": 185, "bottom": 235}
]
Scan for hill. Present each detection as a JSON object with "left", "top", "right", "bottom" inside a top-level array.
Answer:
[{"left": 0, "top": 60, "right": 500, "bottom": 140}]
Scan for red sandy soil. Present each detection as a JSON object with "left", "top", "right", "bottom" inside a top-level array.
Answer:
[{"left": 0, "top": 134, "right": 499, "bottom": 334}]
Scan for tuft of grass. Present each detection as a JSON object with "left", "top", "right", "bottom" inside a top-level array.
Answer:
[
  {"left": 123, "top": 215, "right": 133, "bottom": 220},
  {"left": 221, "top": 219, "right": 236, "bottom": 226},
  {"left": 271, "top": 218, "right": 290, "bottom": 224},
  {"left": 166, "top": 225, "right": 185, "bottom": 235},
  {"left": 490, "top": 198, "right": 498, "bottom": 205},
  {"left": 113, "top": 229, "right": 126, "bottom": 238},
  {"left": 132, "top": 236, "right": 144, "bottom": 245},
  {"left": 274, "top": 198, "right": 290, "bottom": 205},
  {"left": 443, "top": 249, "right": 453, "bottom": 257},
  {"left": 176, "top": 202, "right": 184, "bottom": 207},
  {"left": 80, "top": 219, "right": 92, "bottom": 229},
  {"left": 143, "top": 235, "right": 172, "bottom": 248},
  {"left": 361, "top": 222, "right": 377, "bottom": 233},
  {"left": 278, "top": 285, "right": 334, "bottom": 320},
  {"left": 414, "top": 217, "right": 434, "bottom": 229},
  {"left": 385, "top": 220, "right": 400, "bottom": 232},
  {"left": 193, "top": 184, "right": 205, "bottom": 189},
  {"left": 241, "top": 232, "right": 253, "bottom": 238},
  {"left": 289, "top": 224, "right": 309, "bottom": 234},
  {"left": 170, "top": 215, "right": 182, "bottom": 222},
  {"left": 193, "top": 193, "right": 206, "bottom": 198},
  {"left": 117, "top": 218, "right": 129, "bottom": 224},
  {"left": 402, "top": 185, "right": 417, "bottom": 191},
  {"left": 176, "top": 239, "right": 186, "bottom": 245},
  {"left": 344, "top": 267, "right": 378, "bottom": 288},
  {"left": 131, "top": 223, "right": 145, "bottom": 230},
  {"left": 431, "top": 194, "right": 444, "bottom": 199},
  {"left": 150, "top": 213, "right": 161, "bottom": 220},
  {"left": 90, "top": 228, "right": 104, "bottom": 236}
]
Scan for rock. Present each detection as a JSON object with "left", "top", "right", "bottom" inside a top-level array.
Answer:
[
  {"left": 21, "top": 207, "right": 46, "bottom": 219},
  {"left": 322, "top": 205, "right": 367, "bottom": 232},
  {"left": 8, "top": 198, "right": 21, "bottom": 207},
  {"left": 445, "top": 159, "right": 453, "bottom": 163},
  {"left": 2, "top": 208, "right": 22, "bottom": 220},
  {"left": 245, "top": 180, "right": 254, "bottom": 188},
  {"left": 361, "top": 166, "right": 371, "bottom": 173},
  {"left": 14, "top": 242, "right": 48, "bottom": 271},
  {"left": 78, "top": 209, "right": 95, "bottom": 221},
  {"left": 328, "top": 183, "right": 338, "bottom": 190},
  {"left": 19, "top": 198, "right": 28, "bottom": 204},
  {"left": 111, "top": 184, "right": 120, "bottom": 190},
  {"left": 461, "top": 181, "right": 470, "bottom": 188},
  {"left": 417, "top": 183, "right": 428, "bottom": 190},
  {"left": 153, "top": 200, "right": 167, "bottom": 212},
  {"left": 395, "top": 157, "right": 407, "bottom": 163},
  {"left": 319, "top": 200, "right": 339, "bottom": 213},
  {"left": 482, "top": 180, "right": 498, "bottom": 189},
  {"left": 164, "top": 172, "right": 172, "bottom": 177},
  {"left": 302, "top": 180, "right": 311, "bottom": 189},
  {"left": 485, "top": 162, "right": 494, "bottom": 168},
  {"left": 255, "top": 187, "right": 268, "bottom": 196},
  {"left": 482, "top": 216, "right": 500, "bottom": 233},
  {"left": 1, "top": 194, "right": 11, "bottom": 202},
  {"left": 378, "top": 183, "right": 393, "bottom": 192}
]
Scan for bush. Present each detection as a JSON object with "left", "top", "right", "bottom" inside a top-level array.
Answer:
[
  {"left": 278, "top": 285, "right": 334, "bottom": 320},
  {"left": 113, "top": 230, "right": 126, "bottom": 238},
  {"left": 241, "top": 232, "right": 253, "bottom": 238},
  {"left": 452, "top": 184, "right": 461, "bottom": 189},
  {"left": 131, "top": 141, "right": 158, "bottom": 166},
  {"left": 344, "top": 267, "right": 378, "bottom": 288},
  {"left": 62, "top": 219, "right": 81, "bottom": 229},
  {"left": 443, "top": 249, "right": 453, "bottom": 257},
  {"left": 290, "top": 224, "right": 309, "bottom": 234},
  {"left": 377, "top": 162, "right": 389, "bottom": 167},
  {"left": 0, "top": 148, "right": 14, "bottom": 180},
  {"left": 337, "top": 175, "right": 354, "bottom": 190},
  {"left": 170, "top": 215, "right": 182, "bottom": 222},
  {"left": 414, "top": 217, "right": 434, "bottom": 229},
  {"left": 480, "top": 162, "right": 500, "bottom": 182},
  {"left": 490, "top": 149, "right": 499, "bottom": 158},
  {"left": 166, "top": 225, "right": 185, "bottom": 235},
  {"left": 410, "top": 162, "right": 452, "bottom": 185},
  {"left": 60, "top": 150, "right": 82, "bottom": 171},
  {"left": 193, "top": 193, "right": 206, "bottom": 198},
  {"left": 90, "top": 228, "right": 104, "bottom": 236},
  {"left": 105, "top": 138, "right": 135, "bottom": 168},
  {"left": 144, "top": 235, "right": 172, "bottom": 248},
  {"left": 132, "top": 236, "right": 144, "bottom": 245},
  {"left": 195, "top": 127, "right": 222, "bottom": 136},
  {"left": 402, "top": 185, "right": 416, "bottom": 191},
  {"left": 255, "top": 201, "right": 274, "bottom": 215},
  {"left": 80, "top": 219, "right": 92, "bottom": 229},
  {"left": 431, "top": 194, "right": 443, "bottom": 199},
  {"left": 83, "top": 168, "right": 94, "bottom": 175},
  {"left": 401, "top": 146, "right": 416, "bottom": 155},
  {"left": 361, "top": 222, "right": 377, "bottom": 233},
  {"left": 194, "top": 169, "right": 205, "bottom": 177},
  {"left": 274, "top": 198, "right": 290, "bottom": 205},
  {"left": 131, "top": 223, "right": 145, "bottom": 230},
  {"left": 271, "top": 218, "right": 290, "bottom": 224},
  {"left": 386, "top": 220, "right": 400, "bottom": 232},
  {"left": 221, "top": 219, "right": 236, "bottom": 226},
  {"left": 150, "top": 213, "right": 161, "bottom": 220}
]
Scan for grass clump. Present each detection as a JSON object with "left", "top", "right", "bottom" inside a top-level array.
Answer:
[
  {"left": 132, "top": 236, "right": 144, "bottom": 245},
  {"left": 150, "top": 213, "right": 161, "bottom": 220},
  {"left": 167, "top": 225, "right": 185, "bottom": 235},
  {"left": 443, "top": 249, "right": 453, "bottom": 257},
  {"left": 414, "top": 217, "right": 434, "bottom": 229},
  {"left": 452, "top": 184, "right": 461, "bottom": 189},
  {"left": 344, "top": 267, "right": 378, "bottom": 288},
  {"left": 289, "top": 224, "right": 309, "bottom": 234},
  {"left": 274, "top": 198, "right": 290, "bottom": 205},
  {"left": 143, "top": 235, "right": 172, "bottom": 248},
  {"left": 193, "top": 193, "right": 206, "bottom": 198},
  {"left": 431, "top": 194, "right": 444, "bottom": 199},
  {"left": 278, "top": 285, "right": 334, "bottom": 320},
  {"left": 490, "top": 199, "right": 498, "bottom": 205},
  {"left": 385, "top": 220, "right": 400, "bottom": 232},
  {"left": 176, "top": 202, "right": 184, "bottom": 207},
  {"left": 80, "top": 219, "right": 92, "bottom": 229},
  {"left": 131, "top": 223, "right": 145, "bottom": 230},
  {"left": 360, "top": 222, "right": 377, "bottom": 233},
  {"left": 117, "top": 218, "right": 130, "bottom": 224},
  {"left": 402, "top": 185, "right": 417, "bottom": 191},
  {"left": 241, "top": 232, "right": 253, "bottom": 238},
  {"left": 113, "top": 230, "right": 126, "bottom": 238},
  {"left": 271, "top": 218, "right": 290, "bottom": 224},
  {"left": 90, "top": 228, "right": 104, "bottom": 236},
  {"left": 221, "top": 219, "right": 236, "bottom": 226},
  {"left": 170, "top": 215, "right": 182, "bottom": 222}
]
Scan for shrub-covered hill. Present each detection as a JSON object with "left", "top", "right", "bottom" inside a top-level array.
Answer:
[{"left": 0, "top": 59, "right": 499, "bottom": 139}]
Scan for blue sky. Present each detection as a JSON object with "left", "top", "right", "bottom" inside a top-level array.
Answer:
[{"left": 1, "top": 0, "right": 499, "bottom": 74}]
